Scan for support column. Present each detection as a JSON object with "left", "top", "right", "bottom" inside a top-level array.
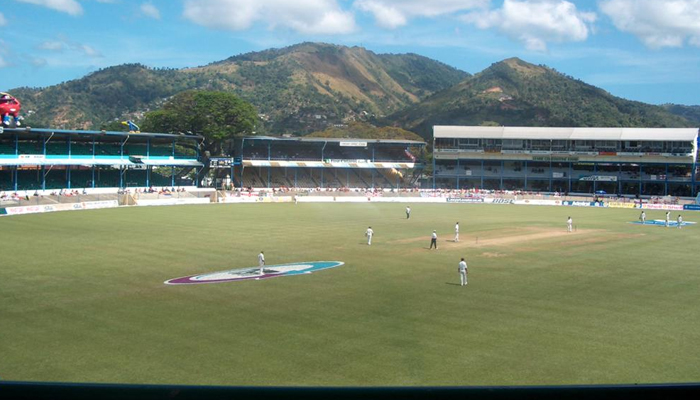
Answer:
[
  {"left": 500, "top": 160, "right": 504, "bottom": 189},
  {"left": 665, "top": 163, "right": 669, "bottom": 196},
  {"left": 67, "top": 166, "right": 71, "bottom": 189},
  {"left": 480, "top": 160, "right": 484, "bottom": 189},
  {"left": 524, "top": 160, "right": 529, "bottom": 190},
  {"left": 171, "top": 166, "right": 175, "bottom": 187}
]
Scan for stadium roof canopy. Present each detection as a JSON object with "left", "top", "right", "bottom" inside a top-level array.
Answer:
[
  {"left": 433, "top": 126, "right": 699, "bottom": 142},
  {"left": 0, "top": 127, "right": 204, "bottom": 142},
  {"left": 242, "top": 135, "right": 426, "bottom": 146}
]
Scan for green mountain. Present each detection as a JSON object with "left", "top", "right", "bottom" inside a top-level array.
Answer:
[
  {"left": 662, "top": 104, "right": 700, "bottom": 126},
  {"left": 11, "top": 42, "right": 469, "bottom": 134},
  {"left": 385, "top": 58, "right": 693, "bottom": 139}
]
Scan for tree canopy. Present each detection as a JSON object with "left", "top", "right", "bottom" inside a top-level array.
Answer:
[{"left": 141, "top": 90, "right": 258, "bottom": 154}]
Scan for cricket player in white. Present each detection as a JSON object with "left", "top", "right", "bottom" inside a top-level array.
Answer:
[
  {"left": 430, "top": 230, "right": 438, "bottom": 249},
  {"left": 258, "top": 251, "right": 265, "bottom": 275},
  {"left": 567, "top": 217, "right": 573, "bottom": 233},
  {"left": 458, "top": 258, "right": 468, "bottom": 286},
  {"left": 454, "top": 222, "right": 460, "bottom": 242},
  {"left": 666, "top": 211, "right": 671, "bottom": 227},
  {"left": 366, "top": 226, "right": 374, "bottom": 245},
  {"left": 677, "top": 215, "right": 683, "bottom": 229},
  {"left": 406, "top": 206, "right": 411, "bottom": 219},
  {"left": 640, "top": 211, "right": 646, "bottom": 224}
]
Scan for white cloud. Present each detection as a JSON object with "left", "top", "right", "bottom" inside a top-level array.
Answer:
[
  {"left": 14, "top": 0, "right": 83, "bottom": 16},
  {"left": 462, "top": 0, "right": 596, "bottom": 51},
  {"left": 0, "top": 12, "right": 7, "bottom": 27},
  {"left": 355, "top": 0, "right": 488, "bottom": 29},
  {"left": 0, "top": 40, "right": 8, "bottom": 68},
  {"left": 140, "top": 3, "right": 161, "bottom": 20},
  {"left": 37, "top": 37, "right": 102, "bottom": 57},
  {"left": 599, "top": 0, "right": 700, "bottom": 49},
  {"left": 183, "top": 0, "right": 356, "bottom": 34},
  {"left": 78, "top": 44, "right": 101, "bottom": 57},
  {"left": 39, "top": 41, "right": 66, "bottom": 51}
]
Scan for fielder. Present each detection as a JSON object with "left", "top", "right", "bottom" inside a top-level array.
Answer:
[
  {"left": 458, "top": 257, "right": 468, "bottom": 286},
  {"left": 567, "top": 216, "right": 573, "bottom": 233},
  {"left": 677, "top": 215, "right": 683, "bottom": 229},
  {"left": 406, "top": 206, "right": 411, "bottom": 219},
  {"left": 665, "top": 211, "right": 671, "bottom": 227},
  {"left": 366, "top": 226, "right": 374, "bottom": 245},
  {"left": 454, "top": 222, "right": 460, "bottom": 242},
  {"left": 258, "top": 251, "right": 265, "bottom": 275},
  {"left": 430, "top": 230, "right": 438, "bottom": 250},
  {"left": 639, "top": 211, "right": 646, "bottom": 224}
]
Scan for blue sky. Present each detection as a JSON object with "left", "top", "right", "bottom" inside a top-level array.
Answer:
[{"left": 1, "top": 0, "right": 699, "bottom": 105}]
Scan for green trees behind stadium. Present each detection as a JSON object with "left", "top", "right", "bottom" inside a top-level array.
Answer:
[
  {"left": 142, "top": 90, "right": 257, "bottom": 155},
  {"left": 142, "top": 90, "right": 257, "bottom": 184}
]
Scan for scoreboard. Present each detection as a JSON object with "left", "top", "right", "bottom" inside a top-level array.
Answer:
[{"left": 209, "top": 157, "right": 240, "bottom": 168}]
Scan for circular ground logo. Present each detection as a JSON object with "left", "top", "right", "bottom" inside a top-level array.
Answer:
[{"left": 165, "top": 261, "right": 344, "bottom": 285}]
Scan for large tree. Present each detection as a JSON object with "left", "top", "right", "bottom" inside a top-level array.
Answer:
[{"left": 141, "top": 90, "right": 257, "bottom": 185}]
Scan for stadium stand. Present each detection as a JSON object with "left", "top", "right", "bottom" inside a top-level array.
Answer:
[
  {"left": 234, "top": 136, "right": 425, "bottom": 190},
  {"left": 433, "top": 126, "right": 700, "bottom": 196},
  {"left": 0, "top": 128, "right": 203, "bottom": 192}
]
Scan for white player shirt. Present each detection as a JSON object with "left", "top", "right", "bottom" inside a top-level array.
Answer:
[
  {"left": 366, "top": 228, "right": 374, "bottom": 237},
  {"left": 666, "top": 212, "right": 671, "bottom": 221},
  {"left": 432, "top": 232, "right": 437, "bottom": 239},
  {"left": 455, "top": 224, "right": 459, "bottom": 233},
  {"left": 567, "top": 218, "right": 572, "bottom": 225},
  {"left": 258, "top": 253, "right": 265, "bottom": 265},
  {"left": 458, "top": 260, "right": 467, "bottom": 272}
]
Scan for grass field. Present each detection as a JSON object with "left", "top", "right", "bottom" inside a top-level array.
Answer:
[{"left": 1, "top": 203, "right": 699, "bottom": 386}]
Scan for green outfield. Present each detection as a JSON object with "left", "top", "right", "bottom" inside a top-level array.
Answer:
[{"left": 1, "top": 203, "right": 699, "bottom": 386}]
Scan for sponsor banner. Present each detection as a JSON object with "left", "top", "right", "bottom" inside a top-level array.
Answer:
[
  {"left": 532, "top": 156, "right": 579, "bottom": 162},
  {"left": 136, "top": 198, "right": 210, "bottom": 206},
  {"left": 18, "top": 154, "right": 45, "bottom": 160},
  {"left": 484, "top": 198, "right": 514, "bottom": 204},
  {"left": 684, "top": 204, "right": 700, "bottom": 211},
  {"left": 553, "top": 172, "right": 565, "bottom": 178},
  {"left": 642, "top": 204, "right": 684, "bottom": 211},
  {"left": 606, "top": 202, "right": 638, "bottom": 209},
  {"left": 243, "top": 160, "right": 414, "bottom": 169},
  {"left": 579, "top": 175, "right": 618, "bottom": 182},
  {"left": 80, "top": 200, "right": 118, "bottom": 210},
  {"left": 3, "top": 200, "right": 115, "bottom": 216},
  {"left": 5, "top": 205, "right": 44, "bottom": 215},
  {"left": 446, "top": 198, "right": 484, "bottom": 204},
  {"left": 339, "top": 141, "right": 367, "bottom": 147},
  {"left": 562, "top": 201, "right": 604, "bottom": 207},
  {"left": 299, "top": 196, "right": 446, "bottom": 203},
  {"left": 513, "top": 199, "right": 563, "bottom": 206}
]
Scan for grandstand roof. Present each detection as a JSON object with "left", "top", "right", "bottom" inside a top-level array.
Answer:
[
  {"left": 242, "top": 136, "right": 426, "bottom": 146},
  {"left": 0, "top": 127, "right": 203, "bottom": 142},
  {"left": 433, "top": 126, "right": 699, "bottom": 142}
]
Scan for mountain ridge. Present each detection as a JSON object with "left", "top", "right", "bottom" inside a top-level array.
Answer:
[{"left": 384, "top": 57, "right": 694, "bottom": 139}]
